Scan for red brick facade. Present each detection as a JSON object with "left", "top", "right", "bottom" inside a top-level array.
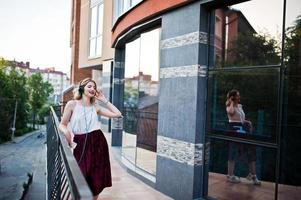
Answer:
[
  {"left": 64, "top": 0, "right": 92, "bottom": 103},
  {"left": 70, "top": 0, "right": 92, "bottom": 85}
]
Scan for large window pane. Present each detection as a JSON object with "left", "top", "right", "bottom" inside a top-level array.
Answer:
[
  {"left": 122, "top": 28, "right": 160, "bottom": 175},
  {"left": 279, "top": 0, "right": 301, "bottom": 199},
  {"left": 97, "top": 4, "right": 103, "bottom": 35},
  {"left": 90, "top": 6, "right": 97, "bottom": 37},
  {"left": 136, "top": 29, "right": 160, "bottom": 175},
  {"left": 207, "top": 68, "right": 279, "bottom": 143},
  {"left": 89, "top": 38, "right": 96, "bottom": 57},
  {"left": 96, "top": 36, "right": 102, "bottom": 56},
  {"left": 123, "top": 37, "right": 140, "bottom": 164},
  {"left": 89, "top": 3, "right": 103, "bottom": 57},
  {"left": 213, "top": 0, "right": 282, "bottom": 68},
  {"left": 207, "top": 138, "right": 276, "bottom": 200}
]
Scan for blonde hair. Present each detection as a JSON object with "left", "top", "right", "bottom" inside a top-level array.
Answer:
[{"left": 73, "top": 78, "right": 97, "bottom": 104}]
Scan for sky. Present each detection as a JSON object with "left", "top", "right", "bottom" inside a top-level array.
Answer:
[
  {"left": 233, "top": 0, "right": 300, "bottom": 39},
  {"left": 0, "top": 0, "right": 71, "bottom": 74}
]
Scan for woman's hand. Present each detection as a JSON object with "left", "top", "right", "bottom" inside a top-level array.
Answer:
[
  {"left": 244, "top": 120, "right": 253, "bottom": 133},
  {"left": 95, "top": 89, "right": 108, "bottom": 103}
]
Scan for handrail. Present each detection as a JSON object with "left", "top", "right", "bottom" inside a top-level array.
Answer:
[{"left": 47, "top": 106, "right": 93, "bottom": 199}]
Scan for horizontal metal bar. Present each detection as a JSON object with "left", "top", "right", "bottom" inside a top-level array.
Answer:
[{"left": 206, "top": 134, "right": 278, "bottom": 149}]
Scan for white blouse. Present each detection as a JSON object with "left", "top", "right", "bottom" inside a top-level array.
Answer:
[
  {"left": 228, "top": 104, "right": 245, "bottom": 123},
  {"left": 68, "top": 101, "right": 100, "bottom": 135}
]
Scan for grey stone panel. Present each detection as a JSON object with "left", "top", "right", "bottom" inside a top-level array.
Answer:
[
  {"left": 112, "top": 49, "right": 125, "bottom": 146},
  {"left": 161, "top": 2, "right": 201, "bottom": 40},
  {"left": 113, "top": 67, "right": 124, "bottom": 79},
  {"left": 157, "top": 135, "right": 203, "bottom": 166},
  {"left": 161, "top": 31, "right": 208, "bottom": 49},
  {"left": 195, "top": 77, "right": 207, "bottom": 143},
  {"left": 161, "top": 44, "right": 199, "bottom": 68},
  {"left": 160, "top": 65, "right": 207, "bottom": 79},
  {"left": 111, "top": 129, "right": 122, "bottom": 146},
  {"left": 158, "top": 76, "right": 198, "bottom": 143},
  {"left": 193, "top": 165, "right": 204, "bottom": 198},
  {"left": 156, "top": 155, "right": 195, "bottom": 200},
  {"left": 198, "top": 44, "right": 209, "bottom": 66}
]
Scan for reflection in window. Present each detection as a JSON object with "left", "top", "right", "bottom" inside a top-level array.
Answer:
[
  {"left": 123, "top": 38, "right": 140, "bottom": 164},
  {"left": 123, "top": 28, "right": 160, "bottom": 175},
  {"left": 207, "top": 138, "right": 276, "bottom": 200},
  {"left": 213, "top": 0, "right": 282, "bottom": 67},
  {"left": 207, "top": 68, "right": 279, "bottom": 143},
  {"left": 279, "top": 0, "right": 301, "bottom": 198}
]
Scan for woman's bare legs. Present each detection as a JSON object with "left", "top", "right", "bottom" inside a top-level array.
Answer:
[
  {"left": 249, "top": 161, "right": 256, "bottom": 175},
  {"left": 247, "top": 161, "right": 261, "bottom": 185},
  {"left": 228, "top": 160, "right": 235, "bottom": 176},
  {"left": 227, "top": 160, "right": 240, "bottom": 183},
  {"left": 93, "top": 195, "right": 99, "bottom": 200}
]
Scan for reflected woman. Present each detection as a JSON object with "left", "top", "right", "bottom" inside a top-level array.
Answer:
[{"left": 225, "top": 89, "right": 261, "bottom": 185}]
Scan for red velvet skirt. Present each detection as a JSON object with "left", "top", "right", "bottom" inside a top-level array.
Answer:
[{"left": 73, "top": 129, "right": 112, "bottom": 195}]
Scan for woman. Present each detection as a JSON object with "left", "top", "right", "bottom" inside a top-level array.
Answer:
[
  {"left": 59, "top": 78, "right": 122, "bottom": 199},
  {"left": 225, "top": 89, "right": 261, "bottom": 185}
]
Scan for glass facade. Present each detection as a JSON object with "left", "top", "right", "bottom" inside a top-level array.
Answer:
[
  {"left": 279, "top": 0, "right": 301, "bottom": 199},
  {"left": 113, "top": 0, "right": 143, "bottom": 22},
  {"left": 122, "top": 28, "right": 160, "bottom": 175},
  {"left": 205, "top": 0, "right": 301, "bottom": 199}
]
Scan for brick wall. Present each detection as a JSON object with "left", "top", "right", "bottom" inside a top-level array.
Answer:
[
  {"left": 64, "top": 0, "right": 92, "bottom": 104},
  {"left": 70, "top": 0, "right": 92, "bottom": 85}
]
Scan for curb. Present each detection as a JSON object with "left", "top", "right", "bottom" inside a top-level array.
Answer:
[
  {"left": 20, "top": 172, "right": 34, "bottom": 200},
  {"left": 13, "top": 126, "right": 46, "bottom": 144}
]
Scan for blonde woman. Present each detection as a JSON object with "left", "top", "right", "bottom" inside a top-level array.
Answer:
[{"left": 59, "top": 78, "right": 122, "bottom": 199}]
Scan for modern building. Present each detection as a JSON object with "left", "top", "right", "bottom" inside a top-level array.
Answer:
[
  {"left": 6, "top": 60, "right": 69, "bottom": 104},
  {"left": 65, "top": 0, "right": 114, "bottom": 131},
  {"left": 68, "top": 0, "right": 301, "bottom": 199}
]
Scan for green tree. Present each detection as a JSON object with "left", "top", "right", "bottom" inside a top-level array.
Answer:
[
  {"left": 226, "top": 32, "right": 281, "bottom": 66},
  {"left": 38, "top": 102, "right": 55, "bottom": 124},
  {"left": 27, "top": 73, "right": 53, "bottom": 129},
  {"left": 0, "top": 59, "right": 30, "bottom": 142}
]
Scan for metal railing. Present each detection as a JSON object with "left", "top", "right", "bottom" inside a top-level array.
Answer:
[{"left": 47, "top": 106, "right": 93, "bottom": 199}]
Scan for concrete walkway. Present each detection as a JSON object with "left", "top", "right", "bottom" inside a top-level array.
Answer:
[
  {"left": 30, "top": 132, "right": 171, "bottom": 200},
  {"left": 0, "top": 126, "right": 46, "bottom": 200},
  {"left": 99, "top": 145, "right": 171, "bottom": 200}
]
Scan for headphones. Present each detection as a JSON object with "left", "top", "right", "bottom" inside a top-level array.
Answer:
[
  {"left": 79, "top": 85, "right": 84, "bottom": 94},
  {"left": 78, "top": 78, "right": 93, "bottom": 95},
  {"left": 78, "top": 80, "right": 85, "bottom": 94}
]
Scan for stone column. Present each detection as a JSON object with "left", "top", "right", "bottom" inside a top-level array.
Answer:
[
  {"left": 155, "top": 2, "right": 210, "bottom": 199},
  {"left": 111, "top": 49, "right": 125, "bottom": 146},
  {"left": 100, "top": 60, "right": 113, "bottom": 132}
]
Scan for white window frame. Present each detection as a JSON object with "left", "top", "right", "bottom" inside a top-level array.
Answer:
[{"left": 89, "top": 0, "right": 104, "bottom": 58}]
